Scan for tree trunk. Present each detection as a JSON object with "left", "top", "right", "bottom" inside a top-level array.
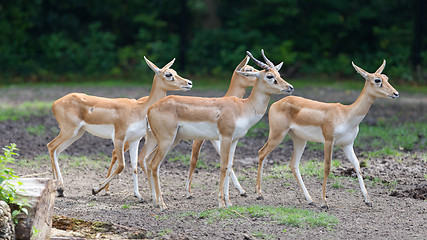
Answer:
[{"left": 7, "top": 178, "right": 56, "bottom": 240}]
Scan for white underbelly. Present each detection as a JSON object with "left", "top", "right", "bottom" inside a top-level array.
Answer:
[
  {"left": 290, "top": 124, "right": 324, "bottom": 143},
  {"left": 84, "top": 124, "right": 115, "bottom": 139},
  {"left": 177, "top": 121, "right": 220, "bottom": 140}
]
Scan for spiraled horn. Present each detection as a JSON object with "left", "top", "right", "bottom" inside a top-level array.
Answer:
[
  {"left": 261, "top": 49, "right": 274, "bottom": 68},
  {"left": 246, "top": 51, "right": 270, "bottom": 70}
]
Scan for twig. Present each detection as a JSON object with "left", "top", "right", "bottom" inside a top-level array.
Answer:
[{"left": 225, "top": 208, "right": 250, "bottom": 221}]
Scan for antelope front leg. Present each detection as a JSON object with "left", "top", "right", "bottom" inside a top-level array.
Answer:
[
  {"left": 211, "top": 139, "right": 246, "bottom": 197},
  {"left": 256, "top": 129, "right": 289, "bottom": 199},
  {"left": 223, "top": 141, "right": 238, "bottom": 207},
  {"left": 218, "top": 137, "right": 232, "bottom": 208},
  {"left": 341, "top": 144, "right": 372, "bottom": 207},
  {"left": 129, "top": 140, "right": 144, "bottom": 202},
  {"left": 321, "top": 140, "right": 334, "bottom": 209}
]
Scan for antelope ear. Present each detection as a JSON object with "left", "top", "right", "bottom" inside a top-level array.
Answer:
[
  {"left": 275, "top": 62, "right": 283, "bottom": 71},
  {"left": 144, "top": 56, "right": 160, "bottom": 73},
  {"left": 235, "top": 56, "right": 250, "bottom": 71},
  {"left": 375, "top": 59, "right": 386, "bottom": 74},
  {"left": 162, "top": 58, "right": 176, "bottom": 70},
  {"left": 237, "top": 70, "right": 259, "bottom": 77},
  {"left": 352, "top": 61, "right": 369, "bottom": 78}
]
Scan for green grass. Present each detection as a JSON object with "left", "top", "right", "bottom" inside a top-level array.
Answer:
[
  {"left": 266, "top": 159, "right": 340, "bottom": 181},
  {"left": 67, "top": 154, "right": 110, "bottom": 170},
  {"left": 251, "top": 231, "right": 276, "bottom": 239},
  {"left": 357, "top": 122, "right": 427, "bottom": 156},
  {"left": 0, "top": 101, "right": 52, "bottom": 121},
  {"left": 168, "top": 152, "right": 211, "bottom": 170},
  {"left": 168, "top": 152, "right": 191, "bottom": 166},
  {"left": 186, "top": 205, "right": 338, "bottom": 228},
  {"left": 25, "top": 125, "right": 46, "bottom": 137}
]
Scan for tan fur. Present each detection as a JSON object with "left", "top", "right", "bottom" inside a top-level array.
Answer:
[
  {"left": 145, "top": 51, "right": 294, "bottom": 210},
  {"left": 47, "top": 57, "right": 192, "bottom": 200},
  {"left": 256, "top": 60, "right": 399, "bottom": 208}
]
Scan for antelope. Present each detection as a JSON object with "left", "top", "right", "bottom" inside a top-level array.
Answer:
[
  {"left": 47, "top": 57, "right": 192, "bottom": 199},
  {"left": 256, "top": 60, "right": 399, "bottom": 209},
  {"left": 103, "top": 56, "right": 258, "bottom": 200},
  {"left": 185, "top": 56, "right": 259, "bottom": 198},
  {"left": 146, "top": 50, "right": 294, "bottom": 210}
]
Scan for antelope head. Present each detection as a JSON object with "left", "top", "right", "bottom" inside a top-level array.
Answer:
[
  {"left": 144, "top": 56, "right": 193, "bottom": 91},
  {"left": 239, "top": 50, "right": 294, "bottom": 95},
  {"left": 352, "top": 60, "right": 399, "bottom": 99}
]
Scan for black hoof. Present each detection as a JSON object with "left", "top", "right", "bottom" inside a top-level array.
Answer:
[
  {"left": 104, "top": 193, "right": 111, "bottom": 197},
  {"left": 321, "top": 205, "right": 329, "bottom": 210},
  {"left": 308, "top": 202, "right": 316, "bottom": 206},
  {"left": 365, "top": 202, "right": 372, "bottom": 207},
  {"left": 256, "top": 195, "right": 264, "bottom": 200},
  {"left": 92, "top": 189, "right": 97, "bottom": 195},
  {"left": 139, "top": 199, "right": 148, "bottom": 204},
  {"left": 240, "top": 192, "right": 248, "bottom": 198},
  {"left": 186, "top": 195, "right": 193, "bottom": 199},
  {"left": 57, "top": 188, "right": 64, "bottom": 197}
]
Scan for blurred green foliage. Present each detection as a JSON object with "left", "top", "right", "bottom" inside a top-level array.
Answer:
[{"left": 0, "top": 0, "right": 425, "bottom": 83}]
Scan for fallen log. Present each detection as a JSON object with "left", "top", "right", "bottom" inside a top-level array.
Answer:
[
  {"left": 7, "top": 178, "right": 56, "bottom": 240},
  {"left": 0, "top": 200, "right": 14, "bottom": 240}
]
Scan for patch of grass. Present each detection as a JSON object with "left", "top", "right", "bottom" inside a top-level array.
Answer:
[
  {"left": 157, "top": 228, "right": 172, "bottom": 236},
  {"left": 252, "top": 231, "right": 276, "bottom": 239},
  {"left": 169, "top": 152, "right": 191, "bottom": 166},
  {"left": 121, "top": 204, "right": 129, "bottom": 209},
  {"left": 0, "top": 101, "right": 52, "bottom": 121},
  {"left": 357, "top": 122, "right": 427, "bottom": 155},
  {"left": 193, "top": 205, "right": 338, "bottom": 228},
  {"left": 25, "top": 125, "right": 46, "bottom": 137},
  {"left": 237, "top": 175, "right": 247, "bottom": 182},
  {"left": 15, "top": 154, "right": 49, "bottom": 168},
  {"left": 267, "top": 164, "right": 292, "bottom": 180},
  {"left": 66, "top": 154, "right": 110, "bottom": 170},
  {"left": 266, "top": 159, "right": 340, "bottom": 180},
  {"left": 367, "top": 177, "right": 397, "bottom": 190},
  {"left": 332, "top": 179, "right": 343, "bottom": 189}
]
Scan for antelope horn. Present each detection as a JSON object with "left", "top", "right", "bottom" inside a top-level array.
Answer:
[
  {"left": 246, "top": 51, "right": 270, "bottom": 70},
  {"left": 261, "top": 49, "right": 274, "bottom": 68}
]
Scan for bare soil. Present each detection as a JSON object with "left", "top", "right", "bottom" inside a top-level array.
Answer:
[{"left": 1, "top": 83, "right": 426, "bottom": 239}]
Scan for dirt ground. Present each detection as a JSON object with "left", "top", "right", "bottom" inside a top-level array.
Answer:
[{"left": 1, "top": 83, "right": 426, "bottom": 239}]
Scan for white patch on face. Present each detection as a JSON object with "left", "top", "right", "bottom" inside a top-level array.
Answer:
[{"left": 177, "top": 121, "right": 220, "bottom": 140}]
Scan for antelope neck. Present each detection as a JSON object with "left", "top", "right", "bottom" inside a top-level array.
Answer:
[
  {"left": 244, "top": 80, "right": 271, "bottom": 115},
  {"left": 346, "top": 82, "right": 376, "bottom": 124}
]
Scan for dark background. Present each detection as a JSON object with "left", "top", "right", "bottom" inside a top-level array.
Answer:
[{"left": 0, "top": 0, "right": 425, "bottom": 83}]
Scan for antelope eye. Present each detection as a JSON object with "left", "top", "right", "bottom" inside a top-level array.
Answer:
[
  {"left": 274, "top": 79, "right": 278, "bottom": 84},
  {"left": 374, "top": 78, "right": 381, "bottom": 83},
  {"left": 165, "top": 73, "right": 172, "bottom": 78},
  {"left": 267, "top": 75, "right": 274, "bottom": 79}
]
